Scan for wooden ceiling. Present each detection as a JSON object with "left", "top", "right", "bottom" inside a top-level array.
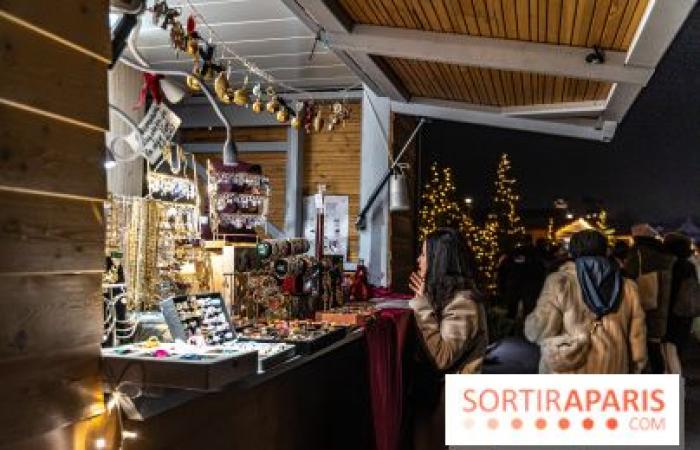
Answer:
[
  {"left": 384, "top": 57, "right": 611, "bottom": 106},
  {"left": 338, "top": 0, "right": 647, "bottom": 106},
  {"left": 338, "top": 0, "right": 650, "bottom": 51}
]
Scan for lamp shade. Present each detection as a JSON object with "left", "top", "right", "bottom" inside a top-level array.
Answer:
[
  {"left": 160, "top": 78, "right": 187, "bottom": 104},
  {"left": 389, "top": 172, "right": 410, "bottom": 212}
]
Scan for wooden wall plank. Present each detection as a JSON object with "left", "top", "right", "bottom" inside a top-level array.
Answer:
[
  {"left": 303, "top": 103, "right": 361, "bottom": 261},
  {"left": 0, "top": 274, "right": 103, "bottom": 444},
  {"left": 0, "top": 103, "right": 105, "bottom": 199},
  {"left": 0, "top": 274, "right": 102, "bottom": 358},
  {"left": 0, "top": 344, "right": 103, "bottom": 446},
  {"left": 0, "top": 0, "right": 110, "bottom": 61},
  {"left": 0, "top": 192, "right": 104, "bottom": 274},
  {"left": 0, "top": 17, "right": 108, "bottom": 130}
]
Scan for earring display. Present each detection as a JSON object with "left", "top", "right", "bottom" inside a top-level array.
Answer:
[
  {"left": 207, "top": 160, "right": 270, "bottom": 238},
  {"left": 238, "top": 319, "right": 347, "bottom": 355},
  {"left": 161, "top": 293, "right": 236, "bottom": 345}
]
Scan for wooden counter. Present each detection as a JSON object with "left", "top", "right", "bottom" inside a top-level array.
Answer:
[{"left": 122, "top": 331, "right": 373, "bottom": 450}]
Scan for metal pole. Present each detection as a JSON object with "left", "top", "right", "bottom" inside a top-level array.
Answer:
[{"left": 355, "top": 118, "right": 426, "bottom": 230}]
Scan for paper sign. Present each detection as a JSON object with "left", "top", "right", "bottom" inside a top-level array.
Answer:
[{"left": 139, "top": 102, "right": 181, "bottom": 164}]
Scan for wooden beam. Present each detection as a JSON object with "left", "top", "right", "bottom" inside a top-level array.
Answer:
[
  {"left": 603, "top": 0, "right": 697, "bottom": 122},
  {"left": 280, "top": 0, "right": 408, "bottom": 101},
  {"left": 391, "top": 98, "right": 617, "bottom": 142},
  {"left": 284, "top": 126, "right": 304, "bottom": 237},
  {"left": 502, "top": 100, "right": 608, "bottom": 118},
  {"left": 327, "top": 25, "right": 654, "bottom": 85},
  {"left": 626, "top": 0, "right": 697, "bottom": 67}
]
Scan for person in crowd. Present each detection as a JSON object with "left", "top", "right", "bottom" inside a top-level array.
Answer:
[
  {"left": 612, "top": 240, "right": 632, "bottom": 277},
  {"left": 625, "top": 224, "right": 676, "bottom": 373},
  {"left": 408, "top": 228, "right": 488, "bottom": 450},
  {"left": 663, "top": 232, "right": 698, "bottom": 360},
  {"left": 524, "top": 230, "right": 647, "bottom": 374},
  {"left": 498, "top": 236, "right": 546, "bottom": 320}
]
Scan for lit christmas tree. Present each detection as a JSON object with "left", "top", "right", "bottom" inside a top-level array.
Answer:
[
  {"left": 474, "top": 215, "right": 500, "bottom": 295},
  {"left": 491, "top": 153, "right": 525, "bottom": 250},
  {"left": 418, "top": 163, "right": 463, "bottom": 241}
]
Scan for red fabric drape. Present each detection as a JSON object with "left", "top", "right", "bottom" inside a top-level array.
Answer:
[{"left": 366, "top": 308, "right": 413, "bottom": 450}]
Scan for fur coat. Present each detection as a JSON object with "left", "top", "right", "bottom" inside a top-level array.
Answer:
[{"left": 524, "top": 262, "right": 647, "bottom": 374}]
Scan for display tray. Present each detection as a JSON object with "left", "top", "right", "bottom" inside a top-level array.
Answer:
[
  {"left": 238, "top": 323, "right": 348, "bottom": 355},
  {"left": 219, "top": 342, "right": 296, "bottom": 372},
  {"left": 315, "top": 304, "right": 377, "bottom": 327},
  {"left": 101, "top": 343, "right": 257, "bottom": 391},
  {"left": 161, "top": 292, "right": 236, "bottom": 345}
]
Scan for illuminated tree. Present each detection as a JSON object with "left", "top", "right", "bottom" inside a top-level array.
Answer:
[
  {"left": 491, "top": 153, "right": 525, "bottom": 249},
  {"left": 418, "top": 163, "right": 462, "bottom": 241}
]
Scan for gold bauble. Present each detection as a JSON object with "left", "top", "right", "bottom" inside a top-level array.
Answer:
[
  {"left": 233, "top": 88, "right": 249, "bottom": 106},
  {"left": 290, "top": 116, "right": 301, "bottom": 129},
  {"left": 186, "top": 75, "right": 201, "bottom": 92},
  {"left": 252, "top": 99, "right": 263, "bottom": 113},
  {"left": 276, "top": 107, "right": 289, "bottom": 123},
  {"left": 312, "top": 111, "right": 324, "bottom": 133},
  {"left": 214, "top": 72, "right": 231, "bottom": 103},
  {"left": 266, "top": 96, "right": 279, "bottom": 113},
  {"left": 186, "top": 38, "right": 199, "bottom": 57}
]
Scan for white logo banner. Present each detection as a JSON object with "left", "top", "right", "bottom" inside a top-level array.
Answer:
[{"left": 446, "top": 374, "right": 682, "bottom": 447}]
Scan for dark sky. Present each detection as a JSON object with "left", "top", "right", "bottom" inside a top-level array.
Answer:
[{"left": 418, "top": 4, "right": 700, "bottom": 226}]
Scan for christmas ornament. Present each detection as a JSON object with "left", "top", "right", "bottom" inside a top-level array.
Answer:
[
  {"left": 170, "top": 21, "right": 187, "bottom": 52},
  {"left": 186, "top": 75, "right": 201, "bottom": 92},
  {"left": 276, "top": 106, "right": 289, "bottom": 123},
  {"left": 312, "top": 106, "right": 324, "bottom": 133},
  {"left": 214, "top": 72, "right": 232, "bottom": 103},
  {"left": 233, "top": 75, "right": 249, "bottom": 107},
  {"left": 251, "top": 84, "right": 263, "bottom": 113},
  {"left": 265, "top": 86, "right": 279, "bottom": 113},
  {"left": 185, "top": 15, "right": 200, "bottom": 57},
  {"left": 303, "top": 101, "right": 314, "bottom": 134},
  {"left": 134, "top": 73, "right": 164, "bottom": 109},
  {"left": 290, "top": 101, "right": 304, "bottom": 129}
]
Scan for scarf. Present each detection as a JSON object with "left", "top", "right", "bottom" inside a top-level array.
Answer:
[{"left": 574, "top": 256, "right": 623, "bottom": 318}]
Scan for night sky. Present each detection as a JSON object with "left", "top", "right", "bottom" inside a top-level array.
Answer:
[{"left": 418, "top": 4, "right": 700, "bottom": 227}]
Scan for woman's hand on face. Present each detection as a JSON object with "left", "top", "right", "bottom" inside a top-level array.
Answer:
[{"left": 409, "top": 272, "right": 425, "bottom": 297}]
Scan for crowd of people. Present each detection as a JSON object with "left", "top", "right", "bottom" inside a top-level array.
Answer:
[{"left": 405, "top": 224, "right": 700, "bottom": 450}]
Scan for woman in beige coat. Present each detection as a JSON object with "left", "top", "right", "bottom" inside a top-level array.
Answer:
[
  {"left": 525, "top": 229, "right": 647, "bottom": 374},
  {"left": 408, "top": 228, "right": 488, "bottom": 449}
]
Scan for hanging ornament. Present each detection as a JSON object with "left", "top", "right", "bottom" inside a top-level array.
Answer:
[
  {"left": 185, "top": 15, "right": 200, "bottom": 57},
  {"left": 233, "top": 75, "right": 250, "bottom": 107},
  {"left": 290, "top": 101, "right": 304, "bottom": 129},
  {"left": 312, "top": 105, "right": 324, "bottom": 133},
  {"left": 198, "top": 41, "right": 221, "bottom": 80},
  {"left": 251, "top": 83, "right": 263, "bottom": 113},
  {"left": 186, "top": 75, "right": 201, "bottom": 92},
  {"left": 304, "top": 101, "right": 314, "bottom": 134},
  {"left": 265, "top": 86, "right": 279, "bottom": 113},
  {"left": 214, "top": 72, "right": 232, "bottom": 103},
  {"left": 276, "top": 106, "right": 289, "bottom": 123},
  {"left": 134, "top": 73, "right": 164, "bottom": 109},
  {"left": 170, "top": 21, "right": 187, "bottom": 52}
]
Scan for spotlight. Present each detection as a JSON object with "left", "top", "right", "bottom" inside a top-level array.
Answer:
[
  {"left": 104, "top": 148, "right": 117, "bottom": 170},
  {"left": 94, "top": 438, "right": 106, "bottom": 449},
  {"left": 585, "top": 45, "right": 605, "bottom": 64}
]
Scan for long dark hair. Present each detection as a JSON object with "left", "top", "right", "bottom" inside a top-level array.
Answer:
[{"left": 424, "top": 228, "right": 478, "bottom": 317}]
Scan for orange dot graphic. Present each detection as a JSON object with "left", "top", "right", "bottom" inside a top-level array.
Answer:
[
  {"left": 606, "top": 418, "right": 618, "bottom": 430},
  {"left": 535, "top": 418, "right": 547, "bottom": 430},
  {"left": 488, "top": 418, "right": 499, "bottom": 430},
  {"left": 511, "top": 418, "right": 523, "bottom": 430},
  {"left": 583, "top": 418, "right": 594, "bottom": 430},
  {"left": 558, "top": 418, "right": 570, "bottom": 430}
]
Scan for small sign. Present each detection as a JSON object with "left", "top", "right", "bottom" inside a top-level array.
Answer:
[{"left": 139, "top": 102, "right": 181, "bottom": 164}]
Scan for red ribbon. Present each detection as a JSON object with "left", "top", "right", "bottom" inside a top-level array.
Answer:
[{"left": 134, "top": 73, "right": 164, "bottom": 109}]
